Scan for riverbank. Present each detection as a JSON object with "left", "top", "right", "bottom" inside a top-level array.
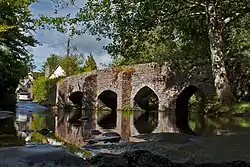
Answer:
[
  {"left": 84, "top": 131, "right": 250, "bottom": 164},
  {"left": 0, "top": 140, "right": 250, "bottom": 167},
  {"left": 0, "top": 135, "right": 25, "bottom": 147}
]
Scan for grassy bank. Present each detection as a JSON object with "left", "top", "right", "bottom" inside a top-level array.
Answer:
[{"left": 0, "top": 135, "right": 25, "bottom": 147}]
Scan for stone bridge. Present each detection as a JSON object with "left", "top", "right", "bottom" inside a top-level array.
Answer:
[{"left": 56, "top": 62, "right": 214, "bottom": 133}]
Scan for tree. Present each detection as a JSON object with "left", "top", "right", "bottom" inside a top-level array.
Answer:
[
  {"left": 42, "top": 54, "right": 61, "bottom": 73},
  {"left": 0, "top": 0, "right": 37, "bottom": 107},
  {"left": 32, "top": 76, "right": 48, "bottom": 104},
  {"left": 39, "top": 0, "right": 250, "bottom": 104},
  {"left": 60, "top": 54, "right": 84, "bottom": 76},
  {"left": 82, "top": 54, "right": 97, "bottom": 72},
  {"left": 33, "top": 72, "right": 45, "bottom": 80},
  {"left": 78, "top": 0, "right": 250, "bottom": 104}
]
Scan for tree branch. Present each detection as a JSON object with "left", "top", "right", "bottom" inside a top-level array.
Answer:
[
  {"left": 224, "top": 7, "right": 250, "bottom": 25},
  {"left": 183, "top": 0, "right": 206, "bottom": 7}
]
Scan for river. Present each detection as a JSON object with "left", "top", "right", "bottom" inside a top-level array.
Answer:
[
  {"left": 5, "top": 101, "right": 249, "bottom": 166},
  {"left": 15, "top": 101, "right": 250, "bottom": 143}
]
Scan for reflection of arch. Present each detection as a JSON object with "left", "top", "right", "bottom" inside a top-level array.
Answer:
[
  {"left": 69, "top": 91, "right": 83, "bottom": 106},
  {"left": 133, "top": 111, "right": 158, "bottom": 134},
  {"left": 98, "top": 90, "right": 117, "bottom": 111},
  {"left": 134, "top": 86, "right": 159, "bottom": 111},
  {"left": 97, "top": 110, "right": 117, "bottom": 129},
  {"left": 175, "top": 85, "right": 204, "bottom": 134}
]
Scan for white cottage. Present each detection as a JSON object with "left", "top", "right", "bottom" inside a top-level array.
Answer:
[{"left": 47, "top": 65, "right": 66, "bottom": 79}]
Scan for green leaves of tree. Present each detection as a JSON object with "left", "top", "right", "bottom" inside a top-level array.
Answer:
[{"left": 0, "top": 0, "right": 37, "bottom": 97}]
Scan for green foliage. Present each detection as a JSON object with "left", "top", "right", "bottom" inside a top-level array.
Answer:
[
  {"left": 42, "top": 54, "right": 61, "bottom": 72},
  {"left": 32, "top": 76, "right": 48, "bottom": 104},
  {"left": 81, "top": 54, "right": 97, "bottom": 72},
  {"left": 60, "top": 54, "right": 84, "bottom": 76},
  {"left": 32, "top": 76, "right": 65, "bottom": 106},
  {"left": 0, "top": 0, "right": 37, "bottom": 106},
  {"left": 232, "top": 102, "right": 250, "bottom": 114},
  {"left": 30, "top": 113, "right": 48, "bottom": 143},
  {"left": 122, "top": 105, "right": 133, "bottom": 117},
  {"left": 32, "top": 72, "right": 44, "bottom": 80},
  {"left": 42, "top": 53, "right": 98, "bottom": 76},
  {"left": 42, "top": 53, "right": 98, "bottom": 77},
  {"left": 39, "top": 0, "right": 250, "bottom": 104},
  {"left": 30, "top": 113, "right": 46, "bottom": 130}
]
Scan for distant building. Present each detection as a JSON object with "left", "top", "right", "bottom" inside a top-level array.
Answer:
[
  {"left": 45, "top": 65, "right": 66, "bottom": 79},
  {"left": 16, "top": 73, "right": 34, "bottom": 101}
]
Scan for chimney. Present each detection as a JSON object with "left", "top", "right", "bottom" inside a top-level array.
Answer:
[{"left": 45, "top": 65, "right": 50, "bottom": 78}]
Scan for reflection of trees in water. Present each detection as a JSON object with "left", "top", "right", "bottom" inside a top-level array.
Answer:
[
  {"left": 133, "top": 111, "right": 158, "bottom": 134},
  {"left": 97, "top": 109, "right": 117, "bottom": 129},
  {"left": 189, "top": 112, "right": 250, "bottom": 136},
  {"left": 30, "top": 112, "right": 47, "bottom": 143}
]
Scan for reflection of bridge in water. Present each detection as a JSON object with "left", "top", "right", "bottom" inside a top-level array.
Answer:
[{"left": 55, "top": 108, "right": 177, "bottom": 145}]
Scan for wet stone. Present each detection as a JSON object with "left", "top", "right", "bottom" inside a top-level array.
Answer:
[
  {"left": 102, "top": 132, "right": 120, "bottom": 137},
  {"left": 91, "top": 130, "right": 102, "bottom": 135},
  {"left": 89, "top": 150, "right": 250, "bottom": 167},
  {"left": 88, "top": 136, "right": 121, "bottom": 145},
  {"left": 91, "top": 154, "right": 128, "bottom": 167}
]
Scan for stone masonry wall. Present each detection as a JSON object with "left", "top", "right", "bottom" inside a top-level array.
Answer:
[{"left": 56, "top": 62, "right": 214, "bottom": 111}]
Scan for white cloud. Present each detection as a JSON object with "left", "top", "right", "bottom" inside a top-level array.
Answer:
[{"left": 29, "top": 0, "right": 112, "bottom": 71}]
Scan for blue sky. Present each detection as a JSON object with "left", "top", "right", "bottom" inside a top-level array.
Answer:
[{"left": 29, "top": 0, "right": 111, "bottom": 71}]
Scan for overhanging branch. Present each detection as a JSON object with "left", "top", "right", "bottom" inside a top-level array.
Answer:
[
  {"left": 183, "top": 0, "right": 206, "bottom": 7},
  {"left": 224, "top": 6, "right": 250, "bottom": 25}
]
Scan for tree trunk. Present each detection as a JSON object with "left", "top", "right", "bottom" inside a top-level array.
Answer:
[{"left": 206, "top": 2, "right": 235, "bottom": 105}]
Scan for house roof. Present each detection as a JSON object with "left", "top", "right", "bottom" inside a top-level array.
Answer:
[
  {"left": 48, "top": 65, "right": 66, "bottom": 78},
  {"left": 15, "top": 73, "right": 34, "bottom": 93}
]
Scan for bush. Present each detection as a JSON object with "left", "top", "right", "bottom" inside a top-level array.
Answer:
[
  {"left": 32, "top": 76, "right": 48, "bottom": 104},
  {"left": 32, "top": 76, "right": 65, "bottom": 106}
]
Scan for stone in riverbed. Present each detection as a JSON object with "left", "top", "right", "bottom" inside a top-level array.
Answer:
[
  {"left": 90, "top": 129, "right": 102, "bottom": 135},
  {"left": 102, "top": 132, "right": 120, "bottom": 137},
  {"left": 0, "top": 145, "right": 90, "bottom": 167},
  {"left": 87, "top": 136, "right": 121, "bottom": 145},
  {"left": 87, "top": 132, "right": 121, "bottom": 144},
  {"left": 89, "top": 150, "right": 250, "bottom": 167},
  {"left": 90, "top": 150, "right": 174, "bottom": 167}
]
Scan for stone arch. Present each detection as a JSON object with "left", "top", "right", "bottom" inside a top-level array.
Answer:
[
  {"left": 97, "top": 90, "right": 118, "bottom": 111},
  {"left": 69, "top": 91, "right": 83, "bottom": 106},
  {"left": 133, "top": 86, "right": 159, "bottom": 111},
  {"left": 97, "top": 90, "right": 118, "bottom": 129},
  {"left": 175, "top": 85, "right": 205, "bottom": 134}
]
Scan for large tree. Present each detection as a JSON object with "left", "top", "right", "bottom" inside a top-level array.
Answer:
[
  {"left": 39, "top": 0, "right": 250, "bottom": 104},
  {"left": 81, "top": 0, "right": 250, "bottom": 104},
  {"left": 0, "top": 0, "right": 37, "bottom": 102}
]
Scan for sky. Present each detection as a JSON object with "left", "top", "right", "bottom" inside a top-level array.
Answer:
[{"left": 29, "top": 0, "right": 112, "bottom": 71}]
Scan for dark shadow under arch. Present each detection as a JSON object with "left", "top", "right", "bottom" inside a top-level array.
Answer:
[
  {"left": 134, "top": 86, "right": 159, "bottom": 111},
  {"left": 98, "top": 90, "right": 117, "bottom": 111},
  {"left": 97, "top": 90, "right": 117, "bottom": 129},
  {"left": 69, "top": 91, "right": 83, "bottom": 106},
  {"left": 175, "top": 85, "right": 202, "bottom": 135}
]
